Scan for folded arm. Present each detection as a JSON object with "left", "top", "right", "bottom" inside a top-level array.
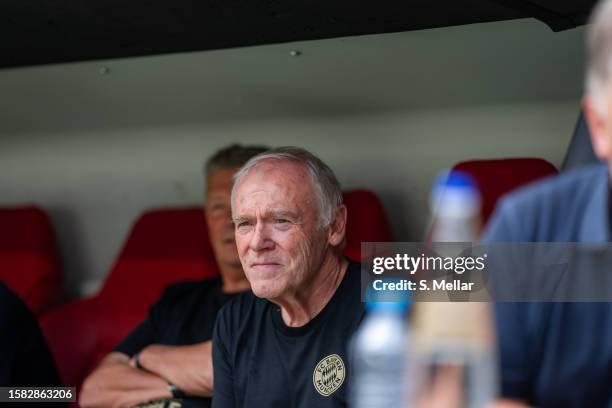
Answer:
[
  {"left": 136, "top": 341, "right": 213, "bottom": 397},
  {"left": 79, "top": 352, "right": 172, "bottom": 408}
]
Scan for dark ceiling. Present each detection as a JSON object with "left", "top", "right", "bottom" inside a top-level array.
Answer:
[{"left": 0, "top": 0, "right": 598, "bottom": 69}]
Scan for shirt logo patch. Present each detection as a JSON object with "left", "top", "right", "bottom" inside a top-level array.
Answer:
[{"left": 313, "top": 354, "right": 346, "bottom": 397}]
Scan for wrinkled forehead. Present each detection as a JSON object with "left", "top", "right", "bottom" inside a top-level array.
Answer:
[{"left": 233, "top": 161, "right": 318, "bottom": 214}]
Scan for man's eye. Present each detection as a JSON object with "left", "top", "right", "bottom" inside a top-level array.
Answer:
[
  {"left": 237, "top": 222, "right": 250, "bottom": 228},
  {"left": 274, "top": 219, "right": 292, "bottom": 229}
]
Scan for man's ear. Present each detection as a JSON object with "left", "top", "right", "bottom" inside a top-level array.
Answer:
[
  {"left": 327, "top": 204, "right": 347, "bottom": 247},
  {"left": 583, "top": 95, "right": 611, "bottom": 161}
]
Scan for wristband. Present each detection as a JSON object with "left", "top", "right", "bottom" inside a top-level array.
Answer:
[
  {"left": 133, "top": 352, "right": 144, "bottom": 370},
  {"left": 167, "top": 383, "right": 186, "bottom": 399}
]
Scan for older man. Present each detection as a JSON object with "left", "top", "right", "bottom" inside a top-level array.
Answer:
[
  {"left": 212, "top": 147, "right": 362, "bottom": 407},
  {"left": 484, "top": 1, "right": 612, "bottom": 406},
  {"left": 80, "top": 144, "right": 267, "bottom": 408}
]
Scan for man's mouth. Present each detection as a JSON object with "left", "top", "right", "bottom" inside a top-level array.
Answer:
[{"left": 249, "top": 262, "right": 282, "bottom": 273}]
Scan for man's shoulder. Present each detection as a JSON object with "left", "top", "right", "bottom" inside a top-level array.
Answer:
[
  {"left": 217, "top": 290, "right": 263, "bottom": 322},
  {"left": 157, "top": 277, "right": 222, "bottom": 305},
  {"left": 503, "top": 163, "right": 603, "bottom": 208},
  {"left": 0, "top": 283, "right": 20, "bottom": 310},
  {"left": 485, "top": 163, "right": 607, "bottom": 241},
  {"left": 0, "top": 282, "right": 30, "bottom": 330},
  {"left": 214, "top": 290, "right": 265, "bottom": 349},
  {"left": 343, "top": 260, "right": 363, "bottom": 296}
]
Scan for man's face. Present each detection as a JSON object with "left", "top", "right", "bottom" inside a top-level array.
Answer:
[
  {"left": 206, "top": 167, "right": 241, "bottom": 270},
  {"left": 585, "top": 83, "right": 612, "bottom": 162},
  {"left": 232, "top": 161, "right": 329, "bottom": 300}
]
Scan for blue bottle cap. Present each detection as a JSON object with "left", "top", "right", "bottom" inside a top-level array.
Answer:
[{"left": 364, "top": 279, "right": 412, "bottom": 312}]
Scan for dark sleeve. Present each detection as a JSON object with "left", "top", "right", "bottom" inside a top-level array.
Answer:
[
  {"left": 113, "top": 318, "right": 157, "bottom": 357},
  {"left": 0, "top": 284, "right": 62, "bottom": 387},
  {"left": 113, "top": 287, "right": 174, "bottom": 356},
  {"left": 482, "top": 199, "right": 534, "bottom": 402},
  {"left": 211, "top": 306, "right": 235, "bottom": 408},
  {"left": 114, "top": 280, "right": 215, "bottom": 356}
]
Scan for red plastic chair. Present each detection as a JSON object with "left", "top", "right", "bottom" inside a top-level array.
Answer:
[
  {"left": 0, "top": 206, "right": 63, "bottom": 314},
  {"left": 343, "top": 190, "right": 394, "bottom": 260},
  {"left": 452, "top": 158, "right": 558, "bottom": 228},
  {"left": 40, "top": 208, "right": 218, "bottom": 388},
  {"left": 40, "top": 190, "right": 393, "bottom": 389}
]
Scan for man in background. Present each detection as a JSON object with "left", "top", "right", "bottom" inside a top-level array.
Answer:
[
  {"left": 485, "top": 1, "right": 612, "bottom": 406},
  {"left": 80, "top": 144, "right": 267, "bottom": 408}
]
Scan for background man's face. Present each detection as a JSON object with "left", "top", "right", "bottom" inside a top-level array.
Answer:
[
  {"left": 232, "top": 161, "right": 328, "bottom": 300},
  {"left": 585, "top": 83, "right": 612, "bottom": 162},
  {"left": 206, "top": 167, "right": 241, "bottom": 270}
]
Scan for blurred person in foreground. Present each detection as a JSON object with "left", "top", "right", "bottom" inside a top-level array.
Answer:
[
  {"left": 0, "top": 281, "right": 62, "bottom": 387},
  {"left": 80, "top": 144, "right": 267, "bottom": 408},
  {"left": 484, "top": 1, "right": 612, "bottom": 406},
  {"left": 212, "top": 147, "right": 363, "bottom": 407}
]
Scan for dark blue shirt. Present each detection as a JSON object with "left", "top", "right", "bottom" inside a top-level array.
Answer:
[{"left": 483, "top": 163, "right": 612, "bottom": 407}]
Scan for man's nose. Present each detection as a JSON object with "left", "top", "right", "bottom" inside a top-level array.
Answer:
[{"left": 250, "top": 222, "right": 274, "bottom": 251}]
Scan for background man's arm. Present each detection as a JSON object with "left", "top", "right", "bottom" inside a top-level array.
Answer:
[
  {"left": 79, "top": 352, "right": 172, "bottom": 408},
  {"left": 136, "top": 340, "right": 213, "bottom": 396},
  {"left": 80, "top": 340, "right": 215, "bottom": 408}
]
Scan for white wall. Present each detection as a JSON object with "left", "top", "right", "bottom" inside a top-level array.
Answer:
[
  {"left": 0, "top": 101, "right": 579, "bottom": 296},
  {"left": 0, "top": 18, "right": 585, "bottom": 297}
]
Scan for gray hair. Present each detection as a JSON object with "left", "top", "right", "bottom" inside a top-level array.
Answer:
[
  {"left": 204, "top": 144, "right": 269, "bottom": 181},
  {"left": 586, "top": 0, "right": 612, "bottom": 114},
  {"left": 231, "top": 146, "right": 343, "bottom": 227}
]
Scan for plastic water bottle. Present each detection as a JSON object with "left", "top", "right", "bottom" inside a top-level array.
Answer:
[
  {"left": 412, "top": 170, "right": 498, "bottom": 408},
  {"left": 429, "top": 170, "right": 481, "bottom": 242},
  {"left": 349, "top": 299, "right": 411, "bottom": 408}
]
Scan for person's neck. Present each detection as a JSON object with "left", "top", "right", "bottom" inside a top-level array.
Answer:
[
  {"left": 220, "top": 264, "right": 251, "bottom": 294},
  {"left": 275, "top": 254, "right": 348, "bottom": 328}
]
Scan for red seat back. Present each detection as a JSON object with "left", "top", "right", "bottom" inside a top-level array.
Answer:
[
  {"left": 343, "top": 190, "right": 394, "bottom": 260},
  {"left": 0, "top": 206, "right": 63, "bottom": 314},
  {"left": 452, "top": 158, "right": 558, "bottom": 227},
  {"left": 41, "top": 207, "right": 218, "bottom": 388},
  {"left": 98, "top": 208, "right": 219, "bottom": 313}
]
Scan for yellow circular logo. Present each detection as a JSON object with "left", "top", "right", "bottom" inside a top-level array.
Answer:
[{"left": 312, "top": 354, "right": 346, "bottom": 397}]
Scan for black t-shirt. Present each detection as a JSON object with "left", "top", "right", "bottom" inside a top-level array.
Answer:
[
  {"left": 115, "top": 278, "right": 238, "bottom": 408},
  {"left": 0, "top": 282, "right": 62, "bottom": 387},
  {"left": 212, "top": 260, "right": 365, "bottom": 408}
]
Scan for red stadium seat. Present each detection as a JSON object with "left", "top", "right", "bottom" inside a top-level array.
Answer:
[
  {"left": 0, "top": 206, "right": 63, "bottom": 314},
  {"left": 343, "top": 190, "right": 394, "bottom": 260},
  {"left": 40, "top": 190, "right": 392, "bottom": 390},
  {"left": 40, "top": 207, "right": 218, "bottom": 388},
  {"left": 452, "top": 158, "right": 558, "bottom": 228},
  {"left": 97, "top": 208, "right": 220, "bottom": 314}
]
